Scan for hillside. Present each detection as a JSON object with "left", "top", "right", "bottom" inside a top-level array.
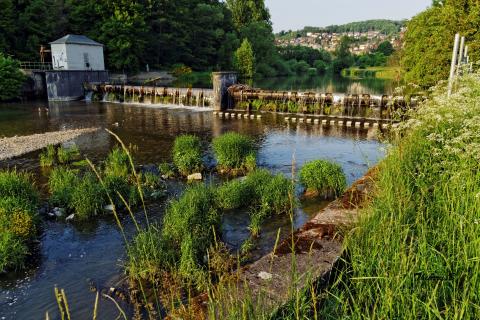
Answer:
[{"left": 277, "top": 19, "right": 406, "bottom": 40}]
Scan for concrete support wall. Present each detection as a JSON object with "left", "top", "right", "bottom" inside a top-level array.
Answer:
[
  {"left": 22, "top": 72, "right": 47, "bottom": 99},
  {"left": 212, "top": 72, "right": 237, "bottom": 111},
  {"left": 45, "top": 70, "right": 109, "bottom": 101}
]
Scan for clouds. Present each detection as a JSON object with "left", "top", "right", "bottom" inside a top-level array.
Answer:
[{"left": 265, "top": 0, "right": 431, "bottom": 32}]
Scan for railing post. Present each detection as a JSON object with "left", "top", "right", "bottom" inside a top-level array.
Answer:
[{"left": 448, "top": 33, "right": 461, "bottom": 97}]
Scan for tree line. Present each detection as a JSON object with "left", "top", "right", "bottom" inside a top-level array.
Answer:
[{"left": 401, "top": 0, "right": 480, "bottom": 87}]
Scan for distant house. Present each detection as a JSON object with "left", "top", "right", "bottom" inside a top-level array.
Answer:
[{"left": 50, "top": 35, "right": 105, "bottom": 71}]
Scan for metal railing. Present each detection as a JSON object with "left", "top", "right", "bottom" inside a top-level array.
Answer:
[{"left": 19, "top": 61, "right": 53, "bottom": 71}]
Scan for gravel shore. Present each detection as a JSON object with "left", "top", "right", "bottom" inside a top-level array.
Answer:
[{"left": 0, "top": 128, "right": 100, "bottom": 161}]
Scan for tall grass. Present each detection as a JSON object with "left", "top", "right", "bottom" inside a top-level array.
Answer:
[
  {"left": 317, "top": 74, "right": 480, "bottom": 318},
  {"left": 0, "top": 170, "right": 39, "bottom": 272},
  {"left": 212, "top": 132, "right": 256, "bottom": 173},
  {"left": 172, "top": 135, "right": 203, "bottom": 176},
  {"left": 299, "top": 159, "right": 347, "bottom": 198}
]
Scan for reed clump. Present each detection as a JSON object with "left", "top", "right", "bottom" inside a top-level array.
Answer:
[
  {"left": 0, "top": 170, "right": 39, "bottom": 272},
  {"left": 172, "top": 135, "right": 203, "bottom": 176},
  {"left": 299, "top": 159, "right": 346, "bottom": 198},
  {"left": 212, "top": 132, "right": 256, "bottom": 174},
  {"left": 216, "top": 169, "right": 294, "bottom": 237},
  {"left": 46, "top": 147, "right": 163, "bottom": 220},
  {"left": 40, "top": 144, "right": 80, "bottom": 167}
]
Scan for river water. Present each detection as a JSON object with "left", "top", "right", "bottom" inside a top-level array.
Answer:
[{"left": 0, "top": 98, "right": 385, "bottom": 319}]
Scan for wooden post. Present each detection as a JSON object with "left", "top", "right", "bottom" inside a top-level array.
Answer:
[
  {"left": 456, "top": 36, "right": 466, "bottom": 77},
  {"left": 448, "top": 33, "right": 460, "bottom": 97},
  {"left": 212, "top": 72, "right": 237, "bottom": 111}
]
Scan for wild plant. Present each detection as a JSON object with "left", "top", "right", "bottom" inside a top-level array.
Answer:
[
  {"left": 172, "top": 134, "right": 203, "bottom": 176},
  {"left": 299, "top": 159, "right": 347, "bottom": 198},
  {"left": 212, "top": 132, "right": 256, "bottom": 173}
]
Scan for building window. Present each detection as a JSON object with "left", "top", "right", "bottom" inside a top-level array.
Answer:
[{"left": 83, "top": 53, "right": 90, "bottom": 69}]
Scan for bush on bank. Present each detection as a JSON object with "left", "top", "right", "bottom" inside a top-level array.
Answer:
[
  {"left": 172, "top": 135, "right": 204, "bottom": 176},
  {"left": 0, "top": 53, "right": 26, "bottom": 101},
  {"left": 0, "top": 170, "right": 39, "bottom": 272},
  {"left": 299, "top": 159, "right": 347, "bottom": 198},
  {"left": 318, "top": 74, "right": 480, "bottom": 318},
  {"left": 212, "top": 132, "right": 256, "bottom": 173}
]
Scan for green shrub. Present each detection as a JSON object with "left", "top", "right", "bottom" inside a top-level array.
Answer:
[
  {"left": 162, "top": 184, "right": 219, "bottom": 279},
  {"left": 0, "top": 232, "right": 28, "bottom": 272},
  {"left": 104, "top": 147, "right": 131, "bottom": 178},
  {"left": 0, "top": 170, "right": 38, "bottom": 205},
  {"left": 48, "top": 167, "right": 78, "bottom": 208},
  {"left": 40, "top": 145, "right": 56, "bottom": 167},
  {"left": 127, "top": 226, "right": 176, "bottom": 282},
  {"left": 71, "top": 173, "right": 105, "bottom": 219},
  {"left": 0, "top": 197, "right": 37, "bottom": 239},
  {"left": 0, "top": 53, "right": 26, "bottom": 101},
  {"left": 299, "top": 160, "right": 347, "bottom": 197},
  {"left": 212, "top": 133, "right": 256, "bottom": 172},
  {"left": 172, "top": 135, "right": 203, "bottom": 176},
  {"left": 257, "top": 173, "right": 294, "bottom": 216},
  {"left": 57, "top": 145, "right": 80, "bottom": 164}
]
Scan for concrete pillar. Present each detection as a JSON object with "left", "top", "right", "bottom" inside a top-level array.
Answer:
[{"left": 212, "top": 72, "right": 237, "bottom": 111}]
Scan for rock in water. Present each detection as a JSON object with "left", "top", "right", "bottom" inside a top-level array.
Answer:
[
  {"left": 257, "top": 271, "right": 273, "bottom": 280},
  {"left": 187, "top": 173, "right": 203, "bottom": 181}
]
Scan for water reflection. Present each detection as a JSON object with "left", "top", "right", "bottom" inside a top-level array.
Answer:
[{"left": 254, "top": 74, "right": 394, "bottom": 95}]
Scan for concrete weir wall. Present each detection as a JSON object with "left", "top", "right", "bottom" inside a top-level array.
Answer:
[
  {"left": 212, "top": 71, "right": 237, "bottom": 111},
  {"left": 46, "top": 70, "right": 109, "bottom": 101}
]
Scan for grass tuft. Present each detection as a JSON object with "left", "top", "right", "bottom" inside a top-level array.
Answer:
[
  {"left": 299, "top": 159, "right": 347, "bottom": 198},
  {"left": 172, "top": 135, "right": 203, "bottom": 176},
  {"left": 212, "top": 132, "right": 256, "bottom": 173}
]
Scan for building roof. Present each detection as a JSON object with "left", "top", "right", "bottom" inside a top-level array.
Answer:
[{"left": 50, "top": 34, "right": 103, "bottom": 46}]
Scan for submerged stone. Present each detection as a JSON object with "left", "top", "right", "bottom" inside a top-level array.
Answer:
[{"left": 187, "top": 173, "right": 203, "bottom": 180}]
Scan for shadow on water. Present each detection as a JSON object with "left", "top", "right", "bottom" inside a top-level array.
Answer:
[{"left": 0, "top": 100, "right": 384, "bottom": 319}]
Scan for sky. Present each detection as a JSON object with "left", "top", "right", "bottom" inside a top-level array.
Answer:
[{"left": 264, "top": 0, "right": 432, "bottom": 33}]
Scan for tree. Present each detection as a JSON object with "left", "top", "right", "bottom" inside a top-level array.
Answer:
[
  {"left": 235, "top": 38, "right": 255, "bottom": 78},
  {"left": 0, "top": 54, "right": 26, "bottom": 101},
  {"left": 332, "top": 36, "right": 354, "bottom": 74},
  {"left": 0, "top": 0, "right": 16, "bottom": 54},
  {"left": 401, "top": 1, "right": 480, "bottom": 87},
  {"left": 376, "top": 41, "right": 394, "bottom": 56},
  {"left": 226, "top": 0, "right": 270, "bottom": 29}
]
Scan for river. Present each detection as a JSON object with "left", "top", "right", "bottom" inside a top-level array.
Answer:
[{"left": 0, "top": 75, "right": 387, "bottom": 319}]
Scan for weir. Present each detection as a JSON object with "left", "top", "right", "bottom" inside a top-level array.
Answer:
[{"left": 84, "top": 72, "right": 422, "bottom": 122}]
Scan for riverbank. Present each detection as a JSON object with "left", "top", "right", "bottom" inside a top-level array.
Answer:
[
  {"left": 315, "top": 73, "right": 480, "bottom": 318},
  {"left": 0, "top": 128, "right": 100, "bottom": 161},
  {"left": 342, "top": 66, "right": 402, "bottom": 81}
]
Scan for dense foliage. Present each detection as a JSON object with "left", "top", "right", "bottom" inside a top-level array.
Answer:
[
  {"left": 234, "top": 39, "right": 255, "bottom": 78},
  {"left": 402, "top": 0, "right": 480, "bottom": 87},
  {"left": 0, "top": 53, "right": 26, "bottom": 101},
  {"left": 0, "top": 0, "right": 239, "bottom": 72}
]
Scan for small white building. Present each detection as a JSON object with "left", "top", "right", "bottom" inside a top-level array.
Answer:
[{"left": 50, "top": 35, "right": 105, "bottom": 71}]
